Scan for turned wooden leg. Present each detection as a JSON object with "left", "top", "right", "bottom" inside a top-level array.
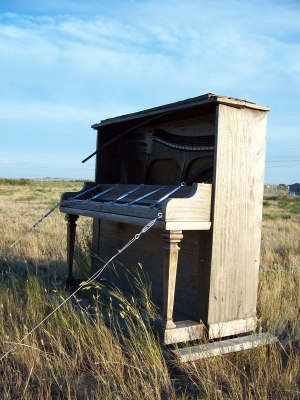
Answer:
[
  {"left": 161, "top": 230, "right": 183, "bottom": 329},
  {"left": 66, "top": 214, "right": 78, "bottom": 283}
]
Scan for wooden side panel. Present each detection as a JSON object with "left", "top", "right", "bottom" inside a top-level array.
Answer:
[{"left": 207, "top": 105, "right": 267, "bottom": 325}]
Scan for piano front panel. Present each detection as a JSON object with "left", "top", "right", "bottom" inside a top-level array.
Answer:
[{"left": 94, "top": 219, "right": 210, "bottom": 322}]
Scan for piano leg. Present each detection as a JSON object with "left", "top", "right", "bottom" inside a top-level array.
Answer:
[
  {"left": 66, "top": 214, "right": 78, "bottom": 285},
  {"left": 161, "top": 230, "right": 183, "bottom": 329}
]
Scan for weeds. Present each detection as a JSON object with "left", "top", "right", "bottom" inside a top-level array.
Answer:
[
  {"left": 278, "top": 195, "right": 300, "bottom": 214},
  {"left": 0, "top": 182, "right": 299, "bottom": 399},
  {"left": 0, "top": 178, "right": 31, "bottom": 185}
]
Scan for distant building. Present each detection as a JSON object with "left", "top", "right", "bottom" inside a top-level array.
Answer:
[
  {"left": 289, "top": 183, "right": 300, "bottom": 195},
  {"left": 264, "top": 184, "right": 279, "bottom": 195},
  {"left": 264, "top": 184, "right": 288, "bottom": 195}
]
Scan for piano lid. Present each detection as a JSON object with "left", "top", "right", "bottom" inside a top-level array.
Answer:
[{"left": 92, "top": 93, "right": 270, "bottom": 130}]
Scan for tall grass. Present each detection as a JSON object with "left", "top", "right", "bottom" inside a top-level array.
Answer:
[
  {"left": 0, "top": 178, "right": 31, "bottom": 185},
  {"left": 0, "top": 182, "right": 299, "bottom": 399}
]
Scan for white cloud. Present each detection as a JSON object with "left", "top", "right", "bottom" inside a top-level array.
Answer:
[
  {"left": 0, "top": 0, "right": 299, "bottom": 181},
  {"left": 0, "top": 157, "right": 12, "bottom": 165},
  {"left": 0, "top": 100, "right": 96, "bottom": 122},
  {"left": 1, "top": 6, "right": 299, "bottom": 93},
  {"left": 1, "top": 5, "right": 299, "bottom": 108}
]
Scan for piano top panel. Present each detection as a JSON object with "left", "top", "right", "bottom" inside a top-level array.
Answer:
[{"left": 92, "top": 94, "right": 269, "bottom": 130}]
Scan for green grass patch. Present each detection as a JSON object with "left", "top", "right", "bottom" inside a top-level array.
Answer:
[
  {"left": 263, "top": 213, "right": 276, "bottom": 220},
  {"left": 34, "top": 188, "right": 52, "bottom": 193},
  {"left": 263, "top": 213, "right": 291, "bottom": 220},
  {"left": 277, "top": 195, "right": 300, "bottom": 214},
  {"left": 0, "top": 188, "right": 16, "bottom": 196},
  {"left": 264, "top": 195, "right": 278, "bottom": 201}
]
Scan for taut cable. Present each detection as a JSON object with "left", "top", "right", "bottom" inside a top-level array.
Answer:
[{"left": 1, "top": 212, "right": 163, "bottom": 362}]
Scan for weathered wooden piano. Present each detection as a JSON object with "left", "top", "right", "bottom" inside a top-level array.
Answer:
[{"left": 60, "top": 93, "right": 269, "bottom": 345}]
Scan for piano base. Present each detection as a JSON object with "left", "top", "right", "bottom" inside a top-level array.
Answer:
[
  {"left": 98, "top": 301, "right": 207, "bottom": 345},
  {"left": 157, "top": 320, "right": 206, "bottom": 345},
  {"left": 92, "top": 302, "right": 257, "bottom": 345},
  {"left": 158, "top": 317, "right": 257, "bottom": 344},
  {"left": 63, "top": 212, "right": 258, "bottom": 345}
]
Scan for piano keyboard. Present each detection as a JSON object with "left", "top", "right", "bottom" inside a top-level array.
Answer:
[{"left": 60, "top": 182, "right": 212, "bottom": 231}]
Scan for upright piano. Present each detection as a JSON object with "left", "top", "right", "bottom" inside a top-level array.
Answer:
[{"left": 60, "top": 93, "right": 269, "bottom": 344}]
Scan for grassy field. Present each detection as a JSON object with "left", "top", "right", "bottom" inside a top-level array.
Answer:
[{"left": 0, "top": 179, "right": 299, "bottom": 399}]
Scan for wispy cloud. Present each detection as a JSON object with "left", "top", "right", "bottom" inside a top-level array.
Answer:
[
  {"left": 0, "top": 157, "right": 12, "bottom": 165},
  {"left": 1, "top": 4, "right": 299, "bottom": 107},
  {"left": 0, "top": 100, "right": 97, "bottom": 122}
]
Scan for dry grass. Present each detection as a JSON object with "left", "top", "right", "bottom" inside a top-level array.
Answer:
[{"left": 0, "top": 181, "right": 299, "bottom": 399}]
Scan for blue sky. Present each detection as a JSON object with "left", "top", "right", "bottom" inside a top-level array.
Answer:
[{"left": 0, "top": 0, "right": 299, "bottom": 183}]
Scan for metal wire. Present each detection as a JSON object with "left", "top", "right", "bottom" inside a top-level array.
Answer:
[
  {"left": 8, "top": 185, "right": 106, "bottom": 249},
  {"left": 0, "top": 212, "right": 163, "bottom": 362},
  {"left": 89, "top": 184, "right": 119, "bottom": 201},
  {"left": 9, "top": 203, "right": 61, "bottom": 248},
  {"left": 151, "top": 182, "right": 186, "bottom": 207}
]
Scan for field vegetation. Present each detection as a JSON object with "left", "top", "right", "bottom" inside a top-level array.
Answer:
[{"left": 0, "top": 180, "right": 299, "bottom": 399}]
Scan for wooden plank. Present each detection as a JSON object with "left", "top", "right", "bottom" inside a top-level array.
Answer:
[
  {"left": 162, "top": 320, "right": 205, "bottom": 345},
  {"left": 171, "top": 333, "right": 278, "bottom": 362},
  {"left": 164, "top": 221, "right": 211, "bottom": 230},
  {"left": 199, "top": 105, "right": 268, "bottom": 329},
  {"left": 208, "top": 317, "right": 257, "bottom": 339}
]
